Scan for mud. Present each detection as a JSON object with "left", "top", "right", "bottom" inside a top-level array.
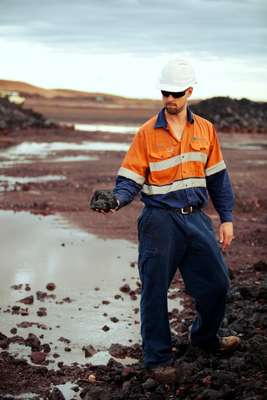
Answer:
[{"left": 0, "top": 119, "right": 267, "bottom": 398}]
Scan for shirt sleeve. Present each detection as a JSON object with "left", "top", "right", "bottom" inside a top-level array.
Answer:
[
  {"left": 205, "top": 126, "right": 234, "bottom": 223},
  {"left": 113, "top": 128, "right": 148, "bottom": 208}
]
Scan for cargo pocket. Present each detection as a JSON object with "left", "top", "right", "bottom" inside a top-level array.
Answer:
[
  {"left": 200, "top": 210, "right": 214, "bottom": 231},
  {"left": 138, "top": 248, "right": 158, "bottom": 281}
]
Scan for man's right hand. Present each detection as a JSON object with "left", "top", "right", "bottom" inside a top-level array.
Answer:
[{"left": 90, "top": 190, "right": 120, "bottom": 214}]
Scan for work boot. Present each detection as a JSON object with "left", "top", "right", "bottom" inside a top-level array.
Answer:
[{"left": 215, "top": 336, "right": 241, "bottom": 353}]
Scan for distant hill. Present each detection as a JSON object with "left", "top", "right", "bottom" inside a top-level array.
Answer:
[
  {"left": 1, "top": 79, "right": 266, "bottom": 132},
  {"left": 0, "top": 79, "right": 160, "bottom": 105}
]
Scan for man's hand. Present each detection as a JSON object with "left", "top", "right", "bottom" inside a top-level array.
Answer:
[
  {"left": 90, "top": 190, "right": 119, "bottom": 214},
  {"left": 95, "top": 199, "right": 120, "bottom": 215},
  {"left": 219, "top": 222, "right": 234, "bottom": 251}
]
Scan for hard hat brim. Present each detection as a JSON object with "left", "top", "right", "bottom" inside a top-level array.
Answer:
[{"left": 158, "top": 80, "right": 197, "bottom": 93}]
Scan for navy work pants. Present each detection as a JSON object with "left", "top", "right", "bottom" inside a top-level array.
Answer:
[{"left": 137, "top": 207, "right": 230, "bottom": 369}]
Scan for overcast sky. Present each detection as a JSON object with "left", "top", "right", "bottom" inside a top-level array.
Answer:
[{"left": 0, "top": 0, "right": 266, "bottom": 100}]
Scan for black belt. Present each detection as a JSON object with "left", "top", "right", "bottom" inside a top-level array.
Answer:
[{"left": 174, "top": 206, "right": 201, "bottom": 215}]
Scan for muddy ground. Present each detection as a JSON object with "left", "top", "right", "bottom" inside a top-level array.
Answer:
[{"left": 0, "top": 116, "right": 267, "bottom": 399}]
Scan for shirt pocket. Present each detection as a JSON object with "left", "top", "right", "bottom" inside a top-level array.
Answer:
[
  {"left": 149, "top": 143, "right": 179, "bottom": 161},
  {"left": 190, "top": 138, "right": 210, "bottom": 153}
]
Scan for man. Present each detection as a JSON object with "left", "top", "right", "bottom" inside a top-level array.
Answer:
[{"left": 93, "top": 59, "right": 240, "bottom": 374}]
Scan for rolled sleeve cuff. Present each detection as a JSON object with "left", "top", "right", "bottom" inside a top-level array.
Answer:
[
  {"left": 219, "top": 211, "right": 233, "bottom": 223},
  {"left": 113, "top": 193, "right": 127, "bottom": 209}
]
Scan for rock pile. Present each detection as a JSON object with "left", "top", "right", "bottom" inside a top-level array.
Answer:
[
  {"left": 0, "top": 97, "right": 57, "bottom": 131},
  {"left": 191, "top": 97, "right": 267, "bottom": 133},
  {"left": 0, "top": 261, "right": 266, "bottom": 399}
]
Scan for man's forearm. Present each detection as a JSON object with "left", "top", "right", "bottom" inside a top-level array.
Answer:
[
  {"left": 206, "top": 169, "right": 234, "bottom": 223},
  {"left": 113, "top": 176, "right": 142, "bottom": 208}
]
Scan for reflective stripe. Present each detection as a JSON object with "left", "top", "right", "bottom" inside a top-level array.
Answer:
[
  {"left": 142, "top": 178, "right": 206, "bottom": 195},
  {"left": 149, "top": 152, "right": 207, "bottom": 172},
  {"left": 118, "top": 167, "right": 145, "bottom": 185},
  {"left": 205, "top": 160, "right": 226, "bottom": 176}
]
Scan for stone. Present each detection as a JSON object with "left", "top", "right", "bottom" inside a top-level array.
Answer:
[
  {"left": 83, "top": 344, "right": 97, "bottom": 358},
  {"left": 31, "top": 351, "right": 47, "bottom": 364},
  {"left": 18, "top": 295, "right": 34, "bottom": 305},
  {"left": 48, "top": 387, "right": 65, "bottom": 400},
  {"left": 142, "top": 378, "right": 157, "bottom": 390},
  {"left": 46, "top": 282, "right": 56, "bottom": 291},
  {"left": 119, "top": 284, "right": 131, "bottom": 293}
]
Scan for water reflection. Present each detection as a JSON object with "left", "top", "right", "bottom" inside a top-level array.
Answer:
[
  {"left": 0, "top": 141, "right": 129, "bottom": 160},
  {"left": 0, "top": 175, "right": 66, "bottom": 192},
  {"left": 75, "top": 123, "right": 138, "bottom": 134}
]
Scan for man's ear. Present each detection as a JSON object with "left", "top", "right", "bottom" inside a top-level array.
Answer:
[{"left": 186, "top": 87, "right": 193, "bottom": 98}]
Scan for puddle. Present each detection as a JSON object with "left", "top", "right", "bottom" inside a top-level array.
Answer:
[
  {"left": 2, "top": 141, "right": 129, "bottom": 156},
  {"left": 74, "top": 123, "right": 138, "bottom": 134},
  {"left": 1, "top": 393, "right": 40, "bottom": 400},
  {"left": 0, "top": 210, "right": 183, "bottom": 367},
  {"left": 0, "top": 155, "right": 99, "bottom": 168},
  {"left": 244, "top": 159, "right": 267, "bottom": 165},
  {"left": 0, "top": 142, "right": 129, "bottom": 167},
  {"left": 48, "top": 155, "right": 99, "bottom": 163},
  {"left": 0, "top": 175, "right": 66, "bottom": 192},
  {"left": 222, "top": 142, "right": 267, "bottom": 151}
]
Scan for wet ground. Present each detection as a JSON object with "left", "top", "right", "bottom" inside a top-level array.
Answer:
[{"left": 0, "top": 121, "right": 266, "bottom": 398}]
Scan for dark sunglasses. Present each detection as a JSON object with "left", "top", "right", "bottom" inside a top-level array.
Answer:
[{"left": 161, "top": 90, "right": 186, "bottom": 98}]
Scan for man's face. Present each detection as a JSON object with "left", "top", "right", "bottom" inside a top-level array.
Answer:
[{"left": 162, "top": 87, "right": 193, "bottom": 115}]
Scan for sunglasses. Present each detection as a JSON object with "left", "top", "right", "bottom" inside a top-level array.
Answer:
[{"left": 161, "top": 90, "right": 186, "bottom": 98}]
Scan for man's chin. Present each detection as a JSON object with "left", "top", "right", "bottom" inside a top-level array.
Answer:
[{"left": 166, "top": 106, "right": 179, "bottom": 115}]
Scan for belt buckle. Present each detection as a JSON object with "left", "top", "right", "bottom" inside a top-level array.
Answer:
[{"left": 181, "top": 206, "right": 193, "bottom": 215}]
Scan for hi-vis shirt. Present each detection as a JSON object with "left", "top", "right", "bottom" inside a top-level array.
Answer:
[{"left": 114, "top": 108, "right": 234, "bottom": 222}]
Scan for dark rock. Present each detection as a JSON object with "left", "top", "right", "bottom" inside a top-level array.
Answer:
[
  {"left": 83, "top": 344, "right": 97, "bottom": 358},
  {"left": 49, "top": 387, "right": 65, "bottom": 400},
  {"left": 18, "top": 295, "right": 34, "bottom": 305},
  {"left": 11, "top": 305, "right": 21, "bottom": 314},
  {"left": 102, "top": 325, "right": 110, "bottom": 332},
  {"left": 253, "top": 260, "right": 267, "bottom": 272},
  {"left": 119, "top": 284, "right": 131, "bottom": 293},
  {"left": 109, "top": 343, "right": 127, "bottom": 359},
  {"left": 43, "top": 343, "right": 51, "bottom": 353},
  {"left": 110, "top": 317, "right": 119, "bottom": 323},
  {"left": 37, "top": 307, "right": 47, "bottom": 317},
  {"left": 36, "top": 290, "right": 56, "bottom": 301},
  {"left": 191, "top": 97, "right": 267, "bottom": 133},
  {"left": 142, "top": 378, "right": 157, "bottom": 390},
  {"left": 256, "top": 284, "right": 267, "bottom": 300},
  {"left": 239, "top": 286, "right": 254, "bottom": 299},
  {"left": 10, "top": 284, "right": 23, "bottom": 290},
  {"left": 90, "top": 190, "right": 118, "bottom": 211},
  {"left": 0, "top": 97, "right": 57, "bottom": 131},
  {"left": 46, "top": 282, "right": 56, "bottom": 291},
  {"left": 80, "top": 385, "right": 111, "bottom": 400},
  {"left": 25, "top": 333, "right": 41, "bottom": 351},
  {"left": 198, "top": 388, "right": 222, "bottom": 399},
  {"left": 58, "top": 336, "right": 71, "bottom": 344},
  {"left": 31, "top": 351, "right": 47, "bottom": 364}
]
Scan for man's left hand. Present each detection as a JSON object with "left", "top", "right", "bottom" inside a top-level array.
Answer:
[{"left": 219, "top": 222, "right": 234, "bottom": 251}]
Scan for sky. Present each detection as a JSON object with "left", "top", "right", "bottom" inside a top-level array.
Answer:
[{"left": 0, "top": 0, "right": 266, "bottom": 101}]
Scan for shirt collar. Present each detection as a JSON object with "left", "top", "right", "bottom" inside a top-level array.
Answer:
[{"left": 154, "top": 107, "right": 194, "bottom": 129}]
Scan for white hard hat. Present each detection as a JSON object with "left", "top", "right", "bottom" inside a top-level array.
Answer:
[{"left": 158, "top": 59, "right": 197, "bottom": 92}]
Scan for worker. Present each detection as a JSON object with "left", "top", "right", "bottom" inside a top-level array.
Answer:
[{"left": 92, "top": 59, "right": 240, "bottom": 376}]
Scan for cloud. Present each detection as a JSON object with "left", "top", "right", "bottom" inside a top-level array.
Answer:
[{"left": 0, "top": 0, "right": 266, "bottom": 58}]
